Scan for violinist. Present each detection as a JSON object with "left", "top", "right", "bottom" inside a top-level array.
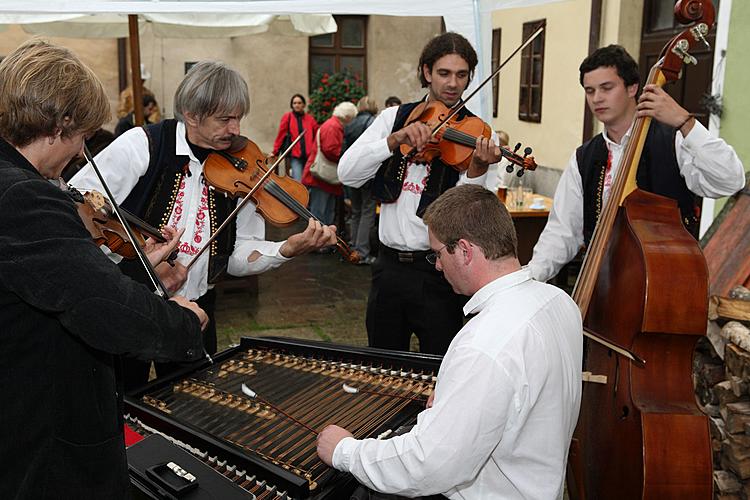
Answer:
[
  {"left": 529, "top": 44, "right": 745, "bottom": 283},
  {"left": 71, "top": 61, "right": 337, "bottom": 389},
  {"left": 317, "top": 184, "right": 583, "bottom": 499},
  {"left": 0, "top": 39, "right": 207, "bottom": 499},
  {"left": 338, "top": 32, "right": 502, "bottom": 355}
]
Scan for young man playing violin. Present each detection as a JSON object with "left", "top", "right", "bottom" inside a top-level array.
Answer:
[
  {"left": 338, "top": 32, "right": 502, "bottom": 355},
  {"left": 0, "top": 39, "right": 208, "bottom": 499},
  {"left": 317, "top": 184, "right": 583, "bottom": 499},
  {"left": 529, "top": 44, "right": 745, "bottom": 283},
  {"left": 71, "top": 61, "right": 337, "bottom": 389}
]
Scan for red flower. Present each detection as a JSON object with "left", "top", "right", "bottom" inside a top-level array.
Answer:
[
  {"left": 344, "top": 79, "right": 350, "bottom": 84},
  {"left": 331, "top": 97, "right": 336, "bottom": 102},
  {"left": 318, "top": 87, "right": 323, "bottom": 92}
]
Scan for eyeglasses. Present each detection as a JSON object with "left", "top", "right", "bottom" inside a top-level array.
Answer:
[{"left": 425, "top": 243, "right": 450, "bottom": 265}]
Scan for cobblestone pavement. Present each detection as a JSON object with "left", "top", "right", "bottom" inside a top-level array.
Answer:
[{"left": 213, "top": 220, "right": 373, "bottom": 351}]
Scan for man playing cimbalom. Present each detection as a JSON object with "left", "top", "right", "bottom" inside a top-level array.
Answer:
[
  {"left": 529, "top": 44, "right": 745, "bottom": 283},
  {"left": 338, "top": 33, "right": 501, "bottom": 355},
  {"left": 317, "top": 184, "right": 583, "bottom": 500}
]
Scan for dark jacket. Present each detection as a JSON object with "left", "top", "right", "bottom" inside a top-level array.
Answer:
[{"left": 0, "top": 137, "right": 204, "bottom": 499}]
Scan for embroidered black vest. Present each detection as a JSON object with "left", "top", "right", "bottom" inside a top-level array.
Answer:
[
  {"left": 120, "top": 119, "right": 236, "bottom": 284},
  {"left": 577, "top": 121, "right": 700, "bottom": 246},
  {"left": 371, "top": 101, "right": 476, "bottom": 218}
]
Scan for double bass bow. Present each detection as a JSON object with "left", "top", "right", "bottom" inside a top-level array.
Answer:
[{"left": 569, "top": 1, "right": 714, "bottom": 498}]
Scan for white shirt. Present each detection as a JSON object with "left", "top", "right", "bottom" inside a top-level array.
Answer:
[
  {"left": 338, "top": 105, "right": 493, "bottom": 251},
  {"left": 529, "top": 120, "right": 746, "bottom": 283},
  {"left": 70, "top": 121, "right": 289, "bottom": 300},
  {"left": 333, "top": 268, "right": 583, "bottom": 499}
]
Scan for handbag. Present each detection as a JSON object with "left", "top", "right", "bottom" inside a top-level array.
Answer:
[{"left": 309, "top": 128, "right": 341, "bottom": 185}]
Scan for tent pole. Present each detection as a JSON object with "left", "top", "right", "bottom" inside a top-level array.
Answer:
[{"left": 128, "top": 14, "right": 144, "bottom": 126}]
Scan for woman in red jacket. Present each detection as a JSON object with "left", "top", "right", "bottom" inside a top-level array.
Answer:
[
  {"left": 272, "top": 94, "right": 319, "bottom": 180},
  {"left": 302, "top": 101, "right": 357, "bottom": 226}
]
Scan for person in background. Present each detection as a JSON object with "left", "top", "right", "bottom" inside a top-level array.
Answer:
[
  {"left": 317, "top": 184, "right": 582, "bottom": 500},
  {"left": 384, "top": 96, "right": 402, "bottom": 108},
  {"left": 115, "top": 94, "right": 159, "bottom": 137},
  {"left": 343, "top": 96, "right": 379, "bottom": 265},
  {"left": 117, "top": 64, "right": 161, "bottom": 125},
  {"left": 495, "top": 129, "right": 509, "bottom": 147},
  {"left": 0, "top": 39, "right": 207, "bottom": 499},
  {"left": 302, "top": 101, "right": 357, "bottom": 227},
  {"left": 272, "top": 93, "right": 319, "bottom": 181}
]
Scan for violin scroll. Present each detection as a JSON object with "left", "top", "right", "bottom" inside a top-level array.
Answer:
[{"left": 502, "top": 142, "right": 537, "bottom": 177}]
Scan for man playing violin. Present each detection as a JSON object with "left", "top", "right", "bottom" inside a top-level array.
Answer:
[
  {"left": 72, "top": 61, "right": 337, "bottom": 389},
  {"left": 0, "top": 39, "right": 208, "bottom": 499},
  {"left": 529, "top": 44, "right": 745, "bottom": 283},
  {"left": 317, "top": 184, "right": 583, "bottom": 499},
  {"left": 338, "top": 32, "right": 501, "bottom": 355}
]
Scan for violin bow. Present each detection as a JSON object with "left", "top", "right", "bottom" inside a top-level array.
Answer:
[
  {"left": 82, "top": 145, "right": 171, "bottom": 298},
  {"left": 403, "top": 24, "right": 545, "bottom": 160},
  {"left": 185, "top": 131, "right": 306, "bottom": 270}
]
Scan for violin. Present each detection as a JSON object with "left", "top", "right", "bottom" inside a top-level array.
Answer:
[
  {"left": 201, "top": 135, "right": 360, "bottom": 263},
  {"left": 70, "top": 187, "right": 170, "bottom": 261},
  {"left": 399, "top": 99, "right": 537, "bottom": 175}
]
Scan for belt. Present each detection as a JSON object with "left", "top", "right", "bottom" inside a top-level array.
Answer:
[{"left": 381, "top": 245, "right": 431, "bottom": 264}]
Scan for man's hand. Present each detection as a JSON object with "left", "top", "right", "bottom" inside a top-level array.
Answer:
[
  {"left": 317, "top": 424, "right": 353, "bottom": 467},
  {"left": 426, "top": 391, "right": 435, "bottom": 409},
  {"left": 279, "top": 218, "right": 337, "bottom": 258},
  {"left": 143, "top": 226, "right": 184, "bottom": 266},
  {"left": 156, "top": 261, "right": 188, "bottom": 294},
  {"left": 170, "top": 295, "right": 209, "bottom": 331},
  {"left": 387, "top": 121, "right": 433, "bottom": 153},
  {"left": 637, "top": 84, "right": 695, "bottom": 136},
  {"left": 467, "top": 136, "right": 500, "bottom": 178}
]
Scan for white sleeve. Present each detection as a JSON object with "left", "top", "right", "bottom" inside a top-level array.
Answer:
[
  {"left": 68, "top": 127, "right": 151, "bottom": 203},
  {"left": 332, "top": 347, "right": 512, "bottom": 497},
  {"left": 675, "top": 121, "right": 746, "bottom": 198},
  {"left": 337, "top": 106, "right": 399, "bottom": 188},
  {"left": 528, "top": 151, "right": 585, "bottom": 283},
  {"left": 227, "top": 200, "right": 290, "bottom": 277}
]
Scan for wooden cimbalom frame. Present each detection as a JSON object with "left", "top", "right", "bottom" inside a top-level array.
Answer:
[{"left": 125, "top": 337, "right": 441, "bottom": 499}]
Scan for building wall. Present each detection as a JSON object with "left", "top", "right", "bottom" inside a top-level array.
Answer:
[
  {"left": 0, "top": 16, "right": 441, "bottom": 154},
  {"left": 720, "top": 0, "right": 750, "bottom": 174},
  {"left": 490, "top": 0, "right": 592, "bottom": 172},
  {"left": 0, "top": 25, "right": 121, "bottom": 131}
]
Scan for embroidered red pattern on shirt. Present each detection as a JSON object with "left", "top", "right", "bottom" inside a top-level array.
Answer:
[
  {"left": 168, "top": 178, "right": 210, "bottom": 257},
  {"left": 401, "top": 164, "right": 429, "bottom": 195}
]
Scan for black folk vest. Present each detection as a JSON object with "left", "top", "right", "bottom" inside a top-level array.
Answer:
[
  {"left": 577, "top": 121, "right": 700, "bottom": 246},
  {"left": 120, "top": 119, "right": 236, "bottom": 284},
  {"left": 371, "top": 101, "right": 475, "bottom": 218}
]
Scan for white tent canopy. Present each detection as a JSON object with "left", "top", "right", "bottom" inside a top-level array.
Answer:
[{"left": 0, "top": 0, "right": 565, "bottom": 120}]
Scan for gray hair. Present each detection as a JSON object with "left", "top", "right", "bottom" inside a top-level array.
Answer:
[
  {"left": 332, "top": 101, "right": 357, "bottom": 121},
  {"left": 357, "top": 95, "right": 378, "bottom": 115},
  {"left": 173, "top": 61, "right": 250, "bottom": 122}
]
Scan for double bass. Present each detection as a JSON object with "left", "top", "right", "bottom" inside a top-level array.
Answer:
[{"left": 569, "top": 1, "right": 714, "bottom": 498}]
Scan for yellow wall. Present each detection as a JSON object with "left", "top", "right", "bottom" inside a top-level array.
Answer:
[{"left": 491, "top": 0, "right": 592, "bottom": 170}]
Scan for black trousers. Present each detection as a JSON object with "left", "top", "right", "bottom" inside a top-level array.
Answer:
[
  {"left": 121, "top": 289, "right": 217, "bottom": 392},
  {"left": 366, "top": 246, "right": 466, "bottom": 355}
]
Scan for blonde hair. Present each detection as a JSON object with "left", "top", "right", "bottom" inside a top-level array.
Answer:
[
  {"left": 356, "top": 95, "right": 378, "bottom": 115},
  {"left": 0, "top": 39, "right": 110, "bottom": 147}
]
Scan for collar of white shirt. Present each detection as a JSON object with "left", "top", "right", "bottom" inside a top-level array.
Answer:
[
  {"left": 602, "top": 119, "right": 636, "bottom": 149},
  {"left": 463, "top": 267, "right": 532, "bottom": 316},
  {"left": 175, "top": 120, "right": 201, "bottom": 171}
]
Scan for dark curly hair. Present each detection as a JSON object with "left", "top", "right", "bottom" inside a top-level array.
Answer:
[
  {"left": 418, "top": 32, "right": 478, "bottom": 88},
  {"left": 579, "top": 44, "right": 640, "bottom": 88}
]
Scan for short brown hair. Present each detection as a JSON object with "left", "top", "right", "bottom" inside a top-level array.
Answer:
[
  {"left": 0, "top": 39, "right": 110, "bottom": 147},
  {"left": 423, "top": 184, "right": 517, "bottom": 260},
  {"left": 418, "top": 32, "right": 478, "bottom": 88}
]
